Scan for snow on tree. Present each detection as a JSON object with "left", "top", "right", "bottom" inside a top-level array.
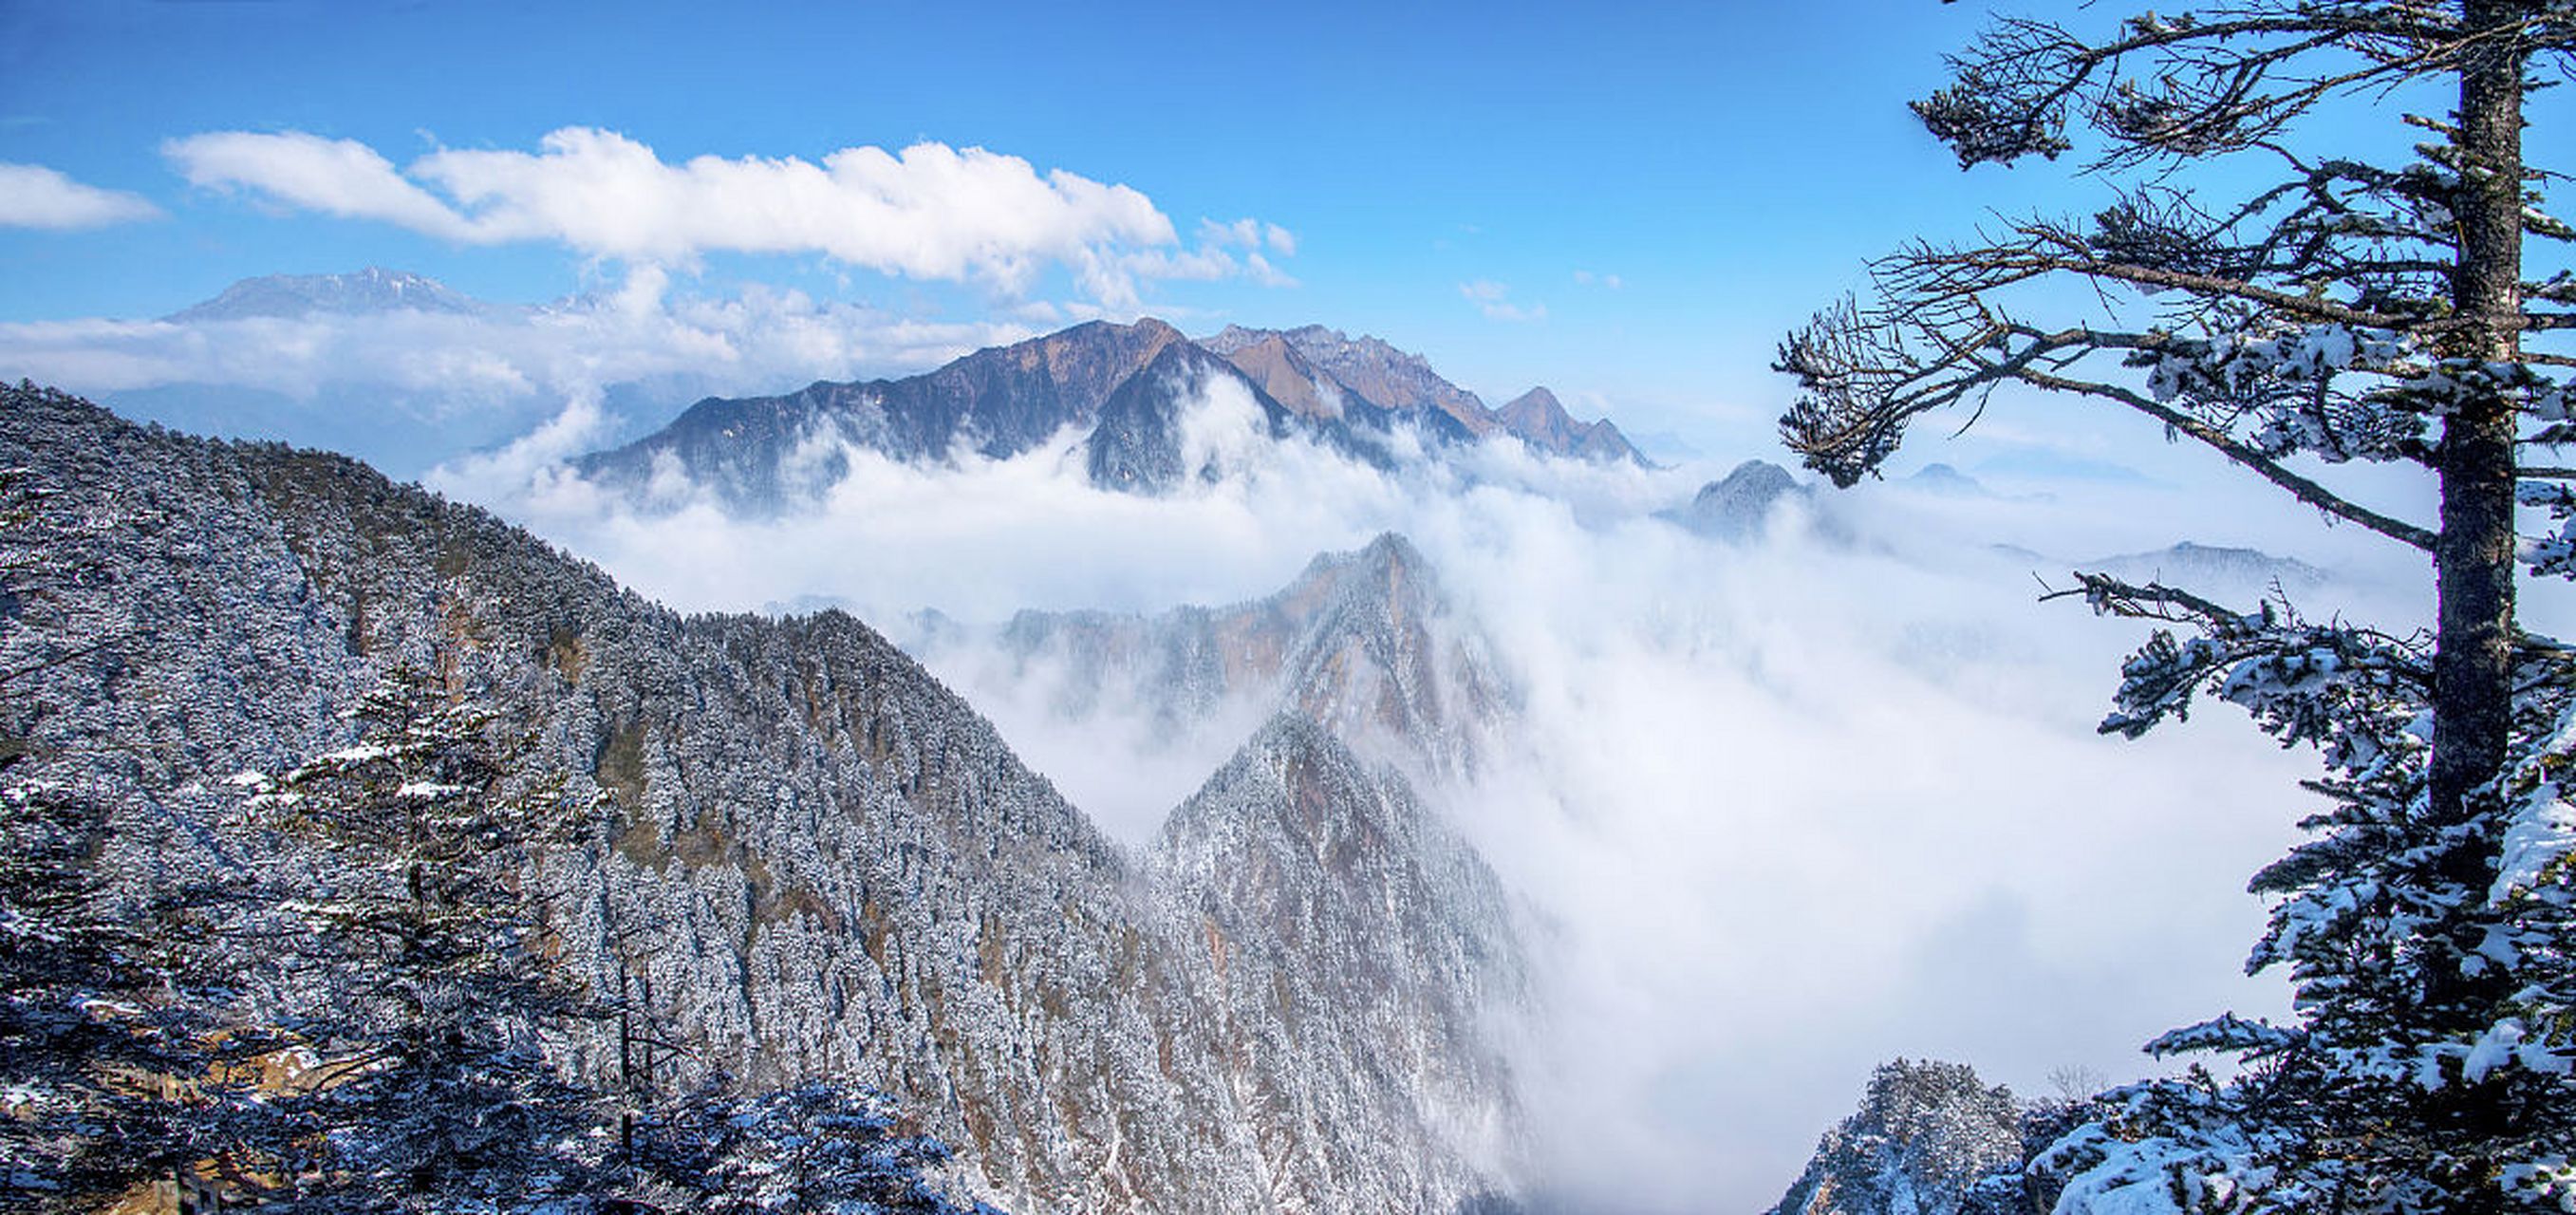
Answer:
[
  {"left": 1767, "top": 1059, "right": 2025, "bottom": 1215},
  {"left": 229, "top": 665, "right": 621, "bottom": 1209},
  {"left": 0, "top": 462, "right": 300, "bottom": 1211},
  {"left": 1774, "top": 4, "right": 2574, "bottom": 1210},
  {"left": 629, "top": 1078, "right": 1003, "bottom": 1215}
]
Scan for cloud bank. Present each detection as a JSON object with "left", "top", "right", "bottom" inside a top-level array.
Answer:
[
  {"left": 437, "top": 384, "right": 2444, "bottom": 1210},
  {"left": 0, "top": 161, "right": 162, "bottom": 229},
  {"left": 0, "top": 272, "right": 1033, "bottom": 477},
  {"left": 164, "top": 127, "right": 1288, "bottom": 308}
]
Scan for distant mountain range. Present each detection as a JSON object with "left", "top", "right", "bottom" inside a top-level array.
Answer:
[{"left": 574, "top": 315, "right": 1648, "bottom": 512}]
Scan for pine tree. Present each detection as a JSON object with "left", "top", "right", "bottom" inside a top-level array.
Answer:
[
  {"left": 0, "top": 463, "right": 297, "bottom": 1210},
  {"left": 231, "top": 665, "right": 617, "bottom": 1210},
  {"left": 1772, "top": 4, "right": 2575, "bottom": 1209},
  {"left": 629, "top": 1079, "right": 1001, "bottom": 1215}
]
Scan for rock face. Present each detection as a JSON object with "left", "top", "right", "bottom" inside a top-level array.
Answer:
[
  {"left": 1203, "top": 324, "right": 1493, "bottom": 441},
  {"left": 1215, "top": 332, "right": 1349, "bottom": 421},
  {"left": 1202, "top": 326, "right": 1646, "bottom": 466},
  {"left": 1766, "top": 1059, "right": 2025, "bottom": 1215},
  {"left": 1, "top": 385, "right": 1528, "bottom": 1215},
  {"left": 1082, "top": 342, "right": 1306, "bottom": 494}
]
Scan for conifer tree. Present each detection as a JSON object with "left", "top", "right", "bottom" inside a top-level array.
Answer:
[
  {"left": 1775, "top": 3, "right": 2574, "bottom": 1209},
  {"left": 233, "top": 665, "right": 616, "bottom": 1210},
  {"left": 0, "top": 465, "right": 294, "bottom": 1209}
]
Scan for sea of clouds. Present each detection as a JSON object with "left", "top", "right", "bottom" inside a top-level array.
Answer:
[{"left": 433, "top": 378, "right": 2462, "bottom": 1210}]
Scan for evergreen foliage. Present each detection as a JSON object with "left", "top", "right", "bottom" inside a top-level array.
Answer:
[
  {"left": 1776, "top": 4, "right": 2575, "bottom": 1209},
  {"left": 1767, "top": 1059, "right": 2025, "bottom": 1215}
]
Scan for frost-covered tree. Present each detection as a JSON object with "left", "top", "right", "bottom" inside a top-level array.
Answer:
[
  {"left": 630, "top": 1079, "right": 1001, "bottom": 1214},
  {"left": 1774, "top": 4, "right": 2575, "bottom": 1210},
  {"left": 0, "top": 780, "right": 271, "bottom": 1211},
  {"left": 1778, "top": 1, "right": 2571, "bottom": 823},
  {"left": 0, "top": 464, "right": 290, "bottom": 1210},
  {"left": 1768, "top": 1058, "right": 2025, "bottom": 1215},
  {"left": 232, "top": 666, "right": 617, "bottom": 1209}
]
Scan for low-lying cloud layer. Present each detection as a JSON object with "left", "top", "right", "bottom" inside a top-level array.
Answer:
[
  {"left": 0, "top": 271, "right": 1030, "bottom": 477},
  {"left": 165, "top": 127, "right": 1286, "bottom": 308},
  {"left": 443, "top": 385, "right": 2445, "bottom": 1210}
]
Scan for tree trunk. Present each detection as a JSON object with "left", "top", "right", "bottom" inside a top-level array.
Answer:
[{"left": 2430, "top": 0, "right": 2528, "bottom": 825}]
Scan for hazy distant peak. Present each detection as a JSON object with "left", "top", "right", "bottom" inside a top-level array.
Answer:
[
  {"left": 1703, "top": 458, "right": 1798, "bottom": 500},
  {"left": 1906, "top": 462, "right": 1988, "bottom": 496},
  {"left": 1663, "top": 458, "right": 1806, "bottom": 541},
  {"left": 2082, "top": 540, "right": 2330, "bottom": 593},
  {"left": 1292, "top": 531, "right": 1436, "bottom": 603},
  {"left": 164, "top": 267, "right": 491, "bottom": 323}
]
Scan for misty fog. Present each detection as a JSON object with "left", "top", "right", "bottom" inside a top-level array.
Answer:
[{"left": 420, "top": 373, "right": 2484, "bottom": 1209}]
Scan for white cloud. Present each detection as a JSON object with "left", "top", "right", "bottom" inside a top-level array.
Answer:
[
  {"left": 0, "top": 269, "right": 1017, "bottom": 400},
  {"left": 0, "top": 271, "right": 1032, "bottom": 477},
  {"left": 165, "top": 127, "right": 1289, "bottom": 308},
  {"left": 1574, "top": 269, "right": 1624, "bottom": 290},
  {"left": 1461, "top": 278, "right": 1545, "bottom": 323},
  {"left": 0, "top": 162, "right": 163, "bottom": 229},
  {"left": 164, "top": 131, "right": 472, "bottom": 236}
]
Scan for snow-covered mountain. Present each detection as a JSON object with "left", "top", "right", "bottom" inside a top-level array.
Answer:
[
  {"left": 2083, "top": 540, "right": 2330, "bottom": 601},
  {"left": 569, "top": 317, "right": 1653, "bottom": 514},
  {"left": 572, "top": 317, "right": 1416, "bottom": 510},
  {"left": 0, "top": 385, "right": 1531, "bottom": 1214},
  {"left": 162, "top": 266, "right": 497, "bottom": 323}
]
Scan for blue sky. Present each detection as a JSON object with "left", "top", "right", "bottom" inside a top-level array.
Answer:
[
  {"left": 1, "top": 0, "right": 2547, "bottom": 485},
  {"left": 0, "top": 0, "right": 2114, "bottom": 453}
]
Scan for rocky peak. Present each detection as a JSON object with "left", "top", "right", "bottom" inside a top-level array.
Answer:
[
  {"left": 1081, "top": 341, "right": 1292, "bottom": 494},
  {"left": 1496, "top": 386, "right": 1577, "bottom": 447},
  {"left": 1203, "top": 324, "right": 1494, "bottom": 439},
  {"left": 1218, "top": 333, "right": 1344, "bottom": 421},
  {"left": 1495, "top": 386, "right": 1648, "bottom": 466}
]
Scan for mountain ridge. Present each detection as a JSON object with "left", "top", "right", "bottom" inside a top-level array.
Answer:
[
  {"left": 573, "top": 315, "right": 1652, "bottom": 513},
  {"left": 0, "top": 383, "right": 1531, "bottom": 1215}
]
